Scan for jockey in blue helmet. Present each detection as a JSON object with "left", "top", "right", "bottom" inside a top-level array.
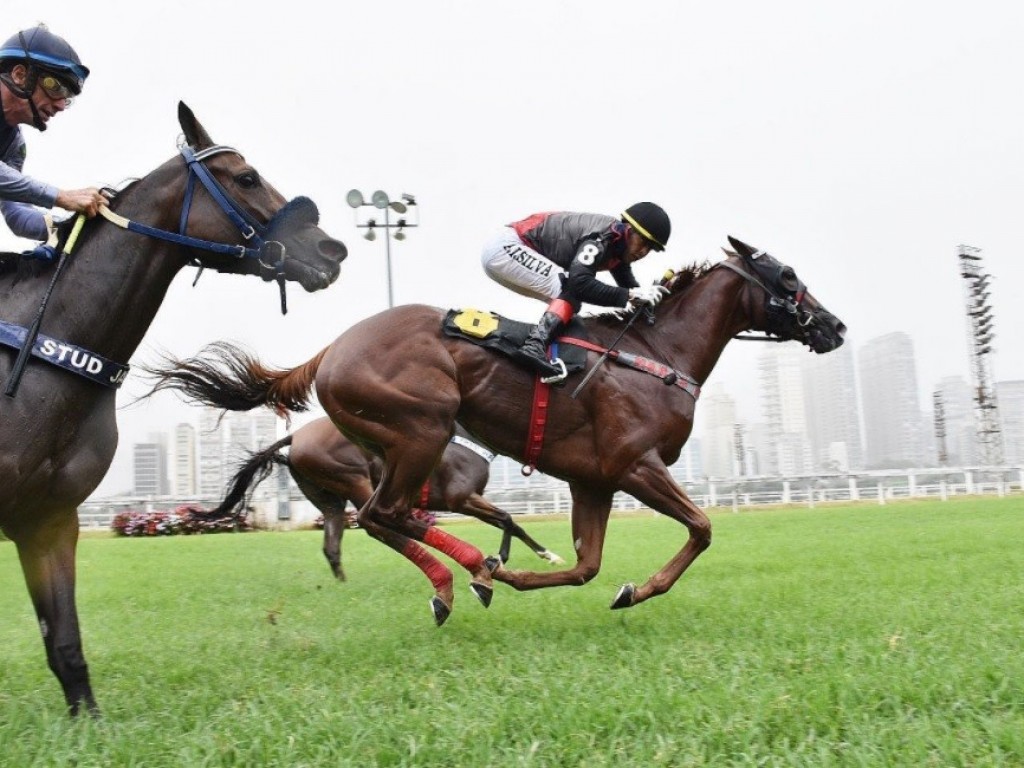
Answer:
[{"left": 0, "top": 24, "right": 106, "bottom": 242}]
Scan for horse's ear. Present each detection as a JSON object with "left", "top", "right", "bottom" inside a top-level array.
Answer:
[
  {"left": 721, "top": 247, "right": 739, "bottom": 258},
  {"left": 178, "top": 101, "right": 214, "bottom": 149},
  {"left": 727, "top": 236, "right": 757, "bottom": 258}
]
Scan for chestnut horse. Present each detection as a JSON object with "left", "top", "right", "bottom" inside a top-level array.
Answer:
[
  {"left": 0, "top": 103, "right": 346, "bottom": 715},
  {"left": 145, "top": 238, "right": 845, "bottom": 626},
  {"left": 211, "top": 417, "right": 563, "bottom": 580}
]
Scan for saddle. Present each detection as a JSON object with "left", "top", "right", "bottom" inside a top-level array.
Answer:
[{"left": 441, "top": 308, "right": 589, "bottom": 377}]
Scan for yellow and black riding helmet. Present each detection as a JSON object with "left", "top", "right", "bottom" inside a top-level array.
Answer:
[{"left": 622, "top": 202, "right": 671, "bottom": 252}]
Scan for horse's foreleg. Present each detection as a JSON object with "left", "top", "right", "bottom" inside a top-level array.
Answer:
[
  {"left": 14, "top": 512, "right": 97, "bottom": 716},
  {"left": 613, "top": 457, "right": 712, "bottom": 609},
  {"left": 491, "top": 486, "right": 611, "bottom": 591},
  {"left": 456, "top": 493, "right": 564, "bottom": 565}
]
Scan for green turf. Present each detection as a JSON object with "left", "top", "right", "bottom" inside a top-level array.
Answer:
[{"left": 1, "top": 497, "right": 1022, "bottom": 766}]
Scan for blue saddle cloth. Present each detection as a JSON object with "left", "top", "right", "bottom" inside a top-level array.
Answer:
[{"left": 0, "top": 320, "right": 129, "bottom": 388}]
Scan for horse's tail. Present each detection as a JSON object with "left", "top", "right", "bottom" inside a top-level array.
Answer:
[
  {"left": 209, "top": 434, "right": 294, "bottom": 517},
  {"left": 142, "top": 341, "right": 327, "bottom": 417}
]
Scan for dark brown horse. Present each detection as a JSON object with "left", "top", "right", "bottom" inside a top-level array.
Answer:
[
  {"left": 146, "top": 238, "right": 844, "bottom": 626},
  {"left": 0, "top": 103, "right": 346, "bottom": 715},
  {"left": 211, "top": 417, "right": 564, "bottom": 581}
]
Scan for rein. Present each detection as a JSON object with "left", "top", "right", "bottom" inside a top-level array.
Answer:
[
  {"left": 97, "top": 143, "right": 291, "bottom": 313},
  {"left": 559, "top": 336, "right": 702, "bottom": 399}
]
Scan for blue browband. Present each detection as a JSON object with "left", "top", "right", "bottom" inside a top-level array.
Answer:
[
  {"left": 102, "top": 144, "right": 267, "bottom": 259},
  {"left": 98, "top": 142, "right": 308, "bottom": 314}
]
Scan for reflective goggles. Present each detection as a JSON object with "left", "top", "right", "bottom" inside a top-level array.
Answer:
[{"left": 38, "top": 73, "right": 76, "bottom": 104}]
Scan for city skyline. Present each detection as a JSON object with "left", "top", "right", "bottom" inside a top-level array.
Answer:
[
  {"left": 692, "top": 329, "right": 1023, "bottom": 480},
  {"left": 115, "top": 320, "right": 1022, "bottom": 502}
]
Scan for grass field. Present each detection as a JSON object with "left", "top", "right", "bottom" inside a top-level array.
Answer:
[{"left": 1, "top": 497, "right": 1022, "bottom": 767}]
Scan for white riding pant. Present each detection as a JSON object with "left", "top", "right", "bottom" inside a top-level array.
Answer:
[{"left": 480, "top": 227, "right": 564, "bottom": 303}]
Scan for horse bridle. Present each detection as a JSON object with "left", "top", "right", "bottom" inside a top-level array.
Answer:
[
  {"left": 718, "top": 253, "right": 816, "bottom": 341},
  {"left": 98, "top": 142, "right": 314, "bottom": 313}
]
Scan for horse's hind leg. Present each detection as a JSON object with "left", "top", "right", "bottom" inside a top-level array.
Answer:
[
  {"left": 293, "top": 475, "right": 350, "bottom": 580},
  {"left": 320, "top": 506, "right": 349, "bottom": 582},
  {"left": 360, "top": 440, "right": 493, "bottom": 611},
  {"left": 12, "top": 511, "right": 97, "bottom": 716},
  {"left": 355, "top": 500, "right": 457, "bottom": 626},
  {"left": 455, "top": 492, "right": 564, "bottom": 565}
]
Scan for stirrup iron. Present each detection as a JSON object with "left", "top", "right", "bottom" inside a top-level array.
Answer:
[{"left": 540, "top": 357, "right": 567, "bottom": 384}]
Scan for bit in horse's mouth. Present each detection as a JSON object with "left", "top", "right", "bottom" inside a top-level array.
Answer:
[{"left": 283, "top": 259, "right": 339, "bottom": 292}]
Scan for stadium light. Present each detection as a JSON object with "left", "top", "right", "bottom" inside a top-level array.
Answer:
[{"left": 346, "top": 190, "right": 419, "bottom": 308}]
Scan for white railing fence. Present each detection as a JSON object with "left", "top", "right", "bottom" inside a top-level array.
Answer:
[{"left": 79, "top": 466, "right": 1023, "bottom": 531}]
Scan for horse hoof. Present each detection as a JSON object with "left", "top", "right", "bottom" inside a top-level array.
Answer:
[
  {"left": 540, "top": 550, "right": 566, "bottom": 565},
  {"left": 430, "top": 596, "right": 452, "bottom": 626},
  {"left": 484, "top": 555, "right": 503, "bottom": 574},
  {"left": 610, "top": 583, "right": 636, "bottom": 610},
  {"left": 469, "top": 582, "right": 493, "bottom": 608}
]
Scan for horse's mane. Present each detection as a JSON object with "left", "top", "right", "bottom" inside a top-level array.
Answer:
[
  {"left": 663, "top": 259, "right": 715, "bottom": 295},
  {"left": 588, "top": 258, "right": 715, "bottom": 328},
  {"left": 0, "top": 182, "right": 139, "bottom": 282}
]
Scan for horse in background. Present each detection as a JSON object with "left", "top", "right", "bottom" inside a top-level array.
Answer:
[
  {"left": 145, "top": 237, "right": 845, "bottom": 626},
  {"left": 0, "top": 103, "right": 346, "bottom": 715},
  {"left": 212, "top": 417, "right": 563, "bottom": 580}
]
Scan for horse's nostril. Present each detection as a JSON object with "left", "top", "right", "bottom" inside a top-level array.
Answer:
[
  {"left": 836, "top": 322, "right": 847, "bottom": 338},
  {"left": 320, "top": 239, "right": 347, "bottom": 262}
]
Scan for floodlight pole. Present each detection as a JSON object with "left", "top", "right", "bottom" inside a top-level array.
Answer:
[
  {"left": 383, "top": 205, "right": 394, "bottom": 309},
  {"left": 957, "top": 244, "right": 1003, "bottom": 466},
  {"left": 345, "top": 190, "right": 418, "bottom": 309}
]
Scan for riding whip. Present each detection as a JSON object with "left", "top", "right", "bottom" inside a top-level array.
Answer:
[
  {"left": 570, "top": 305, "right": 643, "bottom": 400},
  {"left": 4, "top": 214, "right": 87, "bottom": 398}
]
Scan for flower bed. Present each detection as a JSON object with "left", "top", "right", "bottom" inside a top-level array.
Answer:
[
  {"left": 312, "top": 508, "right": 435, "bottom": 530},
  {"left": 111, "top": 505, "right": 253, "bottom": 537}
]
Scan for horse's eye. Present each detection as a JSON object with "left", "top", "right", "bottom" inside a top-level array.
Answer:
[
  {"left": 780, "top": 266, "right": 799, "bottom": 291},
  {"left": 235, "top": 171, "right": 259, "bottom": 189}
]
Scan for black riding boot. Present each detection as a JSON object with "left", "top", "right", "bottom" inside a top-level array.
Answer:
[{"left": 513, "top": 311, "right": 564, "bottom": 377}]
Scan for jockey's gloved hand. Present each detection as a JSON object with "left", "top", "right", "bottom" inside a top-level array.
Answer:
[
  {"left": 628, "top": 284, "right": 669, "bottom": 309},
  {"left": 24, "top": 244, "right": 58, "bottom": 262}
]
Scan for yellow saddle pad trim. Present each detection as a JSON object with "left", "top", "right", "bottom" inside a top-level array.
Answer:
[{"left": 452, "top": 308, "right": 499, "bottom": 339}]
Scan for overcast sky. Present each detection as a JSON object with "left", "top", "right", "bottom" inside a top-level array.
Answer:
[{"left": 5, "top": 2, "right": 1022, "bottom": 496}]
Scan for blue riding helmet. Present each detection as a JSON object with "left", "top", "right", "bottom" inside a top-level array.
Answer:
[{"left": 0, "top": 25, "right": 89, "bottom": 94}]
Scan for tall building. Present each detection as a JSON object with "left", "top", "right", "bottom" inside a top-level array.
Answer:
[
  {"left": 934, "top": 376, "right": 976, "bottom": 465},
  {"left": 198, "top": 407, "right": 226, "bottom": 498},
  {"left": 858, "top": 332, "right": 925, "bottom": 468},
  {"left": 802, "top": 341, "right": 863, "bottom": 471},
  {"left": 173, "top": 423, "right": 197, "bottom": 497},
  {"left": 996, "top": 380, "right": 1024, "bottom": 466},
  {"left": 197, "top": 410, "right": 284, "bottom": 503},
  {"left": 668, "top": 437, "right": 703, "bottom": 485},
  {"left": 756, "top": 345, "right": 812, "bottom": 475},
  {"left": 133, "top": 433, "right": 169, "bottom": 497},
  {"left": 699, "top": 383, "right": 739, "bottom": 478}
]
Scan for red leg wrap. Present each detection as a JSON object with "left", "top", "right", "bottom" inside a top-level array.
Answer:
[
  {"left": 401, "top": 540, "right": 453, "bottom": 591},
  {"left": 423, "top": 526, "right": 485, "bottom": 571}
]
